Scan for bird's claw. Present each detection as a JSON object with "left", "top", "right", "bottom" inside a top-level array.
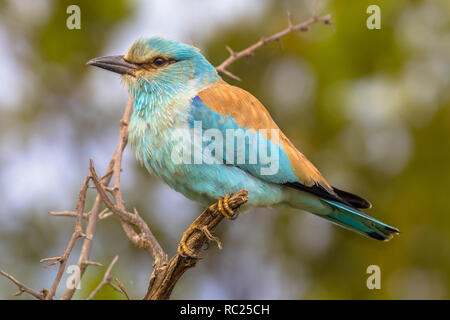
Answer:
[
  {"left": 177, "top": 224, "right": 201, "bottom": 259},
  {"left": 179, "top": 195, "right": 238, "bottom": 258},
  {"left": 177, "top": 240, "right": 200, "bottom": 259},
  {"left": 229, "top": 210, "right": 239, "bottom": 220},
  {"left": 209, "top": 195, "right": 239, "bottom": 220}
]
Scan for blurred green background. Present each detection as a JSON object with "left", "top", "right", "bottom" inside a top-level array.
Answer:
[{"left": 0, "top": 0, "right": 449, "bottom": 299}]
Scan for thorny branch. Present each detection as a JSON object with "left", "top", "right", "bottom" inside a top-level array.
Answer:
[
  {"left": 0, "top": 3, "right": 332, "bottom": 300},
  {"left": 86, "top": 255, "right": 130, "bottom": 300},
  {"left": 89, "top": 159, "right": 167, "bottom": 267},
  {"left": 0, "top": 270, "right": 45, "bottom": 300},
  {"left": 215, "top": 7, "right": 332, "bottom": 81},
  {"left": 42, "top": 174, "right": 91, "bottom": 300},
  {"left": 61, "top": 98, "right": 134, "bottom": 300}
]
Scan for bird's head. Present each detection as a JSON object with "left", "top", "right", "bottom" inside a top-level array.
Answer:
[{"left": 87, "top": 37, "right": 219, "bottom": 97}]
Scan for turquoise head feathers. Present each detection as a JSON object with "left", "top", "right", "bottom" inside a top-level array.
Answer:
[
  {"left": 87, "top": 37, "right": 220, "bottom": 116},
  {"left": 123, "top": 37, "right": 220, "bottom": 109}
]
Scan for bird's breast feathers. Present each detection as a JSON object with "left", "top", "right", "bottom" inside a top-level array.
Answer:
[{"left": 128, "top": 78, "right": 211, "bottom": 182}]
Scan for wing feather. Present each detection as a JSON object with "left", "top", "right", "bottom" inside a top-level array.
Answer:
[
  {"left": 193, "top": 80, "right": 372, "bottom": 209},
  {"left": 197, "top": 81, "right": 333, "bottom": 190}
]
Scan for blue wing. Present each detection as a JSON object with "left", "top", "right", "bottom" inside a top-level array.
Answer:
[{"left": 189, "top": 81, "right": 354, "bottom": 205}]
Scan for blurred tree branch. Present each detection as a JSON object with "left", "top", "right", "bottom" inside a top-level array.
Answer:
[
  {"left": 60, "top": 99, "right": 134, "bottom": 300},
  {"left": 86, "top": 255, "right": 130, "bottom": 300},
  {"left": 216, "top": 8, "right": 332, "bottom": 81},
  {"left": 0, "top": 270, "right": 45, "bottom": 300},
  {"left": 0, "top": 2, "right": 332, "bottom": 300},
  {"left": 41, "top": 175, "right": 91, "bottom": 300}
]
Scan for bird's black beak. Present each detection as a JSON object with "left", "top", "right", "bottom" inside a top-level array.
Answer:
[{"left": 86, "top": 55, "right": 138, "bottom": 76}]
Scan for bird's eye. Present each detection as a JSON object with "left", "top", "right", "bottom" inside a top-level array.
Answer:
[{"left": 153, "top": 57, "right": 167, "bottom": 67}]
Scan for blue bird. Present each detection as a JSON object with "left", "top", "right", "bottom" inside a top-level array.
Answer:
[{"left": 87, "top": 37, "right": 399, "bottom": 257}]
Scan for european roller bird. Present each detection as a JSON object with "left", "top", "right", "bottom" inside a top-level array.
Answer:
[{"left": 87, "top": 37, "right": 399, "bottom": 257}]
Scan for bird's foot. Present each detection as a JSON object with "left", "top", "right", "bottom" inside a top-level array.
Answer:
[
  {"left": 177, "top": 225, "right": 222, "bottom": 258},
  {"left": 177, "top": 223, "right": 201, "bottom": 259},
  {"left": 178, "top": 195, "right": 238, "bottom": 258},
  {"left": 209, "top": 194, "right": 239, "bottom": 220}
]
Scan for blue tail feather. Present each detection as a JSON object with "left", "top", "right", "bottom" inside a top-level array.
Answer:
[{"left": 320, "top": 199, "right": 399, "bottom": 241}]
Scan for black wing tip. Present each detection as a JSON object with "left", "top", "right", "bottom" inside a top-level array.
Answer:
[
  {"left": 333, "top": 187, "right": 372, "bottom": 210},
  {"left": 284, "top": 182, "right": 349, "bottom": 206},
  {"left": 285, "top": 182, "right": 372, "bottom": 210}
]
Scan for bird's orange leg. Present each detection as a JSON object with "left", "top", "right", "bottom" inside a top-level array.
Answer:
[
  {"left": 177, "top": 195, "right": 238, "bottom": 258},
  {"left": 177, "top": 223, "right": 200, "bottom": 259},
  {"left": 209, "top": 195, "right": 238, "bottom": 219}
]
